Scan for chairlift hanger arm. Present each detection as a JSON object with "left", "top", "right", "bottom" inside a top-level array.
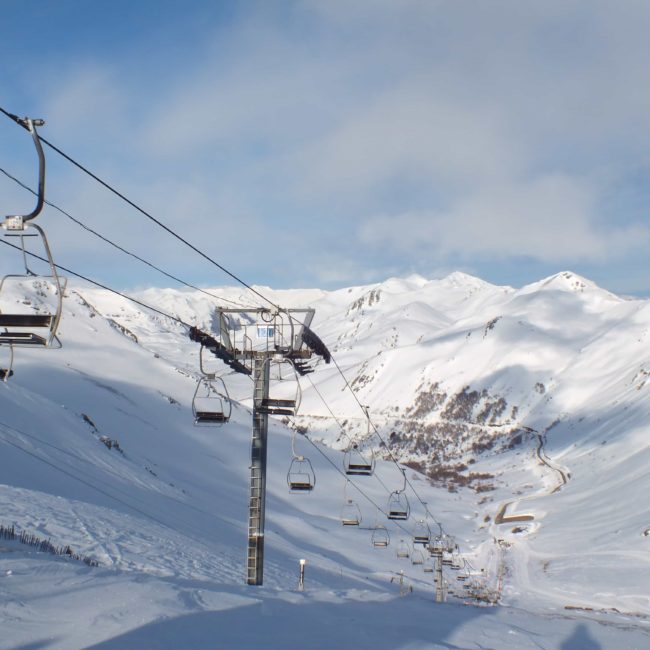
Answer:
[{"left": 3, "top": 117, "right": 45, "bottom": 227}]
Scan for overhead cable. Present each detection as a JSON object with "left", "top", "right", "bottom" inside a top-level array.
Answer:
[
  {"left": 0, "top": 165, "right": 246, "bottom": 308},
  {"left": 0, "top": 106, "right": 275, "bottom": 310}
]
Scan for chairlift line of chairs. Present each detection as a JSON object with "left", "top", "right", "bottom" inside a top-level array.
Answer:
[{"left": 1, "top": 117, "right": 65, "bottom": 381}]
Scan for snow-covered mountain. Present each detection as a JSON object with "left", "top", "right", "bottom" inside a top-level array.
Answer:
[{"left": 1, "top": 270, "right": 649, "bottom": 649}]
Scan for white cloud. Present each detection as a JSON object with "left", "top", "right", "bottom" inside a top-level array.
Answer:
[
  {"left": 9, "top": 1, "right": 650, "bottom": 291},
  {"left": 359, "top": 175, "right": 650, "bottom": 263}
]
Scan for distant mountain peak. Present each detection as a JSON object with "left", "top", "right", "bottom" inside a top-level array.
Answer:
[
  {"left": 521, "top": 271, "right": 619, "bottom": 300},
  {"left": 442, "top": 271, "right": 494, "bottom": 287}
]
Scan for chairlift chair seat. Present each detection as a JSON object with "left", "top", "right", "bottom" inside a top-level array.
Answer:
[
  {"left": 341, "top": 516, "right": 360, "bottom": 526},
  {"left": 387, "top": 509, "right": 409, "bottom": 521},
  {"left": 345, "top": 463, "right": 374, "bottom": 476},
  {"left": 0, "top": 331, "right": 48, "bottom": 346},
  {"left": 0, "top": 314, "right": 54, "bottom": 328},
  {"left": 194, "top": 411, "right": 228, "bottom": 424},
  {"left": 288, "top": 479, "right": 314, "bottom": 492},
  {"left": 259, "top": 398, "right": 296, "bottom": 416}
]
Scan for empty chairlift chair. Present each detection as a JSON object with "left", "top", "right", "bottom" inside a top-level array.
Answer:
[
  {"left": 386, "top": 469, "right": 410, "bottom": 521},
  {"left": 258, "top": 358, "right": 302, "bottom": 416},
  {"left": 396, "top": 539, "right": 411, "bottom": 559},
  {"left": 343, "top": 444, "right": 375, "bottom": 476},
  {"left": 341, "top": 499, "right": 362, "bottom": 526},
  {"left": 343, "top": 405, "right": 375, "bottom": 476},
  {"left": 411, "top": 548, "right": 425, "bottom": 566},
  {"left": 0, "top": 117, "right": 66, "bottom": 380},
  {"left": 287, "top": 430, "right": 315, "bottom": 493},
  {"left": 341, "top": 482, "right": 362, "bottom": 526},
  {"left": 287, "top": 457, "right": 315, "bottom": 492},
  {"left": 371, "top": 521, "right": 390, "bottom": 548},
  {"left": 413, "top": 518, "right": 432, "bottom": 546},
  {"left": 192, "top": 376, "right": 231, "bottom": 426}
]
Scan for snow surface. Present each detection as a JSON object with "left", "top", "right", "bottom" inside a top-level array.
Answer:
[{"left": 0, "top": 270, "right": 649, "bottom": 648}]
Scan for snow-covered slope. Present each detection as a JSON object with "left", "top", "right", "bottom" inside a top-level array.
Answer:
[{"left": 1, "top": 270, "right": 649, "bottom": 649}]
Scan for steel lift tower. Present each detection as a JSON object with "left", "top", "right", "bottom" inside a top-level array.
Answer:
[{"left": 190, "top": 306, "right": 330, "bottom": 585}]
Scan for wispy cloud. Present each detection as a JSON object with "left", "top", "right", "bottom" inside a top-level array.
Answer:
[
  {"left": 3, "top": 0, "right": 649, "bottom": 292},
  {"left": 359, "top": 175, "right": 650, "bottom": 263}
]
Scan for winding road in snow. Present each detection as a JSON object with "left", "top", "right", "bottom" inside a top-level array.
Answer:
[{"left": 495, "top": 430, "right": 568, "bottom": 525}]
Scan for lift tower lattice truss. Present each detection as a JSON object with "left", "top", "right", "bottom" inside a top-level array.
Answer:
[{"left": 189, "top": 306, "right": 330, "bottom": 586}]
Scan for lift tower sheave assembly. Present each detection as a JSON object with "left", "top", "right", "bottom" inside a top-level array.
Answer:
[{"left": 189, "top": 306, "right": 330, "bottom": 586}]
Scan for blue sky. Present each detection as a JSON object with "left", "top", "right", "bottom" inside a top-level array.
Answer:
[{"left": 1, "top": 1, "right": 649, "bottom": 295}]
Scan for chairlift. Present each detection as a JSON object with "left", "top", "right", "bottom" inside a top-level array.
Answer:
[
  {"left": 423, "top": 560, "right": 434, "bottom": 574},
  {"left": 1, "top": 118, "right": 66, "bottom": 370},
  {"left": 287, "top": 429, "right": 315, "bottom": 492},
  {"left": 386, "top": 468, "right": 410, "bottom": 521},
  {"left": 343, "top": 405, "right": 375, "bottom": 475},
  {"left": 413, "top": 518, "right": 432, "bottom": 545},
  {"left": 343, "top": 444, "right": 375, "bottom": 476},
  {"left": 411, "top": 548, "right": 425, "bottom": 565},
  {"left": 341, "top": 480, "right": 362, "bottom": 526},
  {"left": 192, "top": 376, "right": 231, "bottom": 425},
  {"left": 287, "top": 456, "right": 315, "bottom": 492},
  {"left": 396, "top": 539, "right": 410, "bottom": 559},
  {"left": 258, "top": 358, "right": 302, "bottom": 416},
  {"left": 341, "top": 499, "right": 362, "bottom": 526},
  {"left": 371, "top": 524, "right": 390, "bottom": 548}
]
